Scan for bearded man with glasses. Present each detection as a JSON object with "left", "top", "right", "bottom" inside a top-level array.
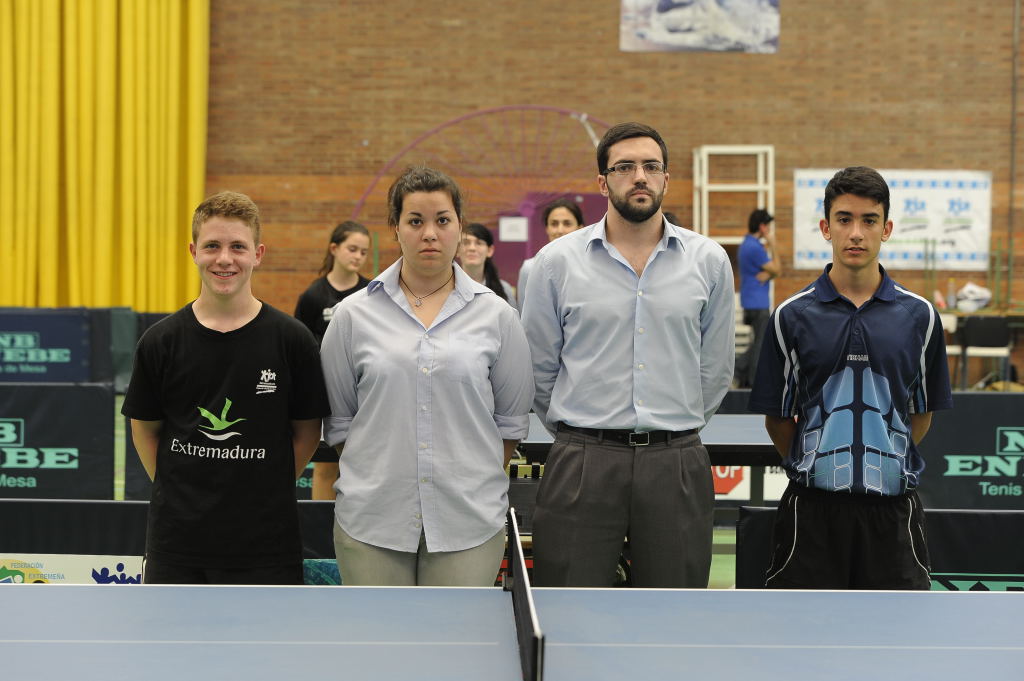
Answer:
[{"left": 521, "top": 122, "right": 735, "bottom": 588}]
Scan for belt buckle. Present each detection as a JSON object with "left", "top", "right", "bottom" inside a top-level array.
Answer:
[{"left": 628, "top": 431, "right": 650, "bottom": 447}]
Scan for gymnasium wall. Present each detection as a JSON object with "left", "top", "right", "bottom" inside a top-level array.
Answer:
[{"left": 203, "top": 0, "right": 1024, "bottom": 337}]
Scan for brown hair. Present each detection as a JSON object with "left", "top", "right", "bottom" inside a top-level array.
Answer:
[{"left": 318, "top": 221, "right": 370, "bottom": 276}]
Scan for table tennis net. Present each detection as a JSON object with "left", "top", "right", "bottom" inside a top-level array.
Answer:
[{"left": 506, "top": 508, "right": 544, "bottom": 681}]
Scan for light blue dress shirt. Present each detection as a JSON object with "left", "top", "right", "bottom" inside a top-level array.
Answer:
[
  {"left": 521, "top": 217, "right": 734, "bottom": 433},
  {"left": 321, "top": 260, "right": 534, "bottom": 553},
  {"left": 516, "top": 257, "right": 535, "bottom": 311}
]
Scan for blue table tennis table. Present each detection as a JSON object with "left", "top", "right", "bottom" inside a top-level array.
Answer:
[
  {"left": 534, "top": 587, "right": 1024, "bottom": 681},
  {"left": 3, "top": 583, "right": 1022, "bottom": 681}
]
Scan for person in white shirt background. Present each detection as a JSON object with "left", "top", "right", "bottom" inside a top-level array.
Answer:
[{"left": 517, "top": 198, "right": 585, "bottom": 310}]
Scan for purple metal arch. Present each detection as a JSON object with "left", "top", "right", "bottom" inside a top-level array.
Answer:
[{"left": 350, "top": 105, "right": 611, "bottom": 219}]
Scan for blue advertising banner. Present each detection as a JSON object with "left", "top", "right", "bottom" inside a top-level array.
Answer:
[
  {"left": 0, "top": 308, "right": 91, "bottom": 382},
  {"left": 0, "top": 383, "right": 114, "bottom": 498}
]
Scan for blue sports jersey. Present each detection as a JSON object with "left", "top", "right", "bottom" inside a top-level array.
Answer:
[
  {"left": 748, "top": 265, "right": 953, "bottom": 495},
  {"left": 738, "top": 234, "right": 770, "bottom": 310}
]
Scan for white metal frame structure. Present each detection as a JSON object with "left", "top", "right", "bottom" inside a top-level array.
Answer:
[
  {"left": 692, "top": 144, "right": 775, "bottom": 245},
  {"left": 693, "top": 145, "right": 776, "bottom": 365}
]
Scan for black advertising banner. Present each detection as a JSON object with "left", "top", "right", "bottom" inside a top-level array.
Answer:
[
  {"left": 0, "top": 384, "right": 114, "bottom": 499},
  {"left": 715, "top": 390, "right": 1024, "bottom": 511},
  {"left": 737, "top": 506, "right": 1024, "bottom": 590},
  {"left": 916, "top": 392, "right": 1024, "bottom": 510},
  {"left": 0, "top": 308, "right": 91, "bottom": 382},
  {"left": 0, "top": 499, "right": 334, "bottom": 560}
]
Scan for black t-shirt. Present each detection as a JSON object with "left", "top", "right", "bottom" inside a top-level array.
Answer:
[
  {"left": 294, "top": 275, "right": 370, "bottom": 343},
  {"left": 121, "top": 302, "right": 331, "bottom": 567}
]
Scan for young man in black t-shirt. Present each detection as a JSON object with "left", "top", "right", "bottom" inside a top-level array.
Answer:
[{"left": 122, "top": 191, "right": 330, "bottom": 584}]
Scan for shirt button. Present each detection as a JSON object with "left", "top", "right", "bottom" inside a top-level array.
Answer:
[
  {"left": 421, "top": 367, "right": 429, "bottom": 374},
  {"left": 638, "top": 327, "right": 645, "bottom": 334},
  {"left": 421, "top": 477, "right": 430, "bottom": 483},
  {"left": 415, "top": 513, "right": 422, "bottom": 519},
  {"left": 637, "top": 291, "right": 644, "bottom": 297},
  {"left": 638, "top": 363, "right": 645, "bottom": 370},
  {"left": 637, "top": 399, "right": 645, "bottom": 406},
  {"left": 419, "top": 442, "right": 427, "bottom": 449},
  {"left": 421, "top": 405, "right": 428, "bottom": 411}
]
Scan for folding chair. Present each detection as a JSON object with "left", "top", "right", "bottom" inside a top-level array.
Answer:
[{"left": 958, "top": 316, "right": 1012, "bottom": 390}]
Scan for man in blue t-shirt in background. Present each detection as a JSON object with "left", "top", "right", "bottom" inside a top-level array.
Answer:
[
  {"left": 748, "top": 166, "right": 952, "bottom": 590},
  {"left": 737, "top": 208, "right": 779, "bottom": 387}
]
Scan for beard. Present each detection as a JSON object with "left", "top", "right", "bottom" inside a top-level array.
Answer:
[{"left": 609, "top": 185, "right": 664, "bottom": 223}]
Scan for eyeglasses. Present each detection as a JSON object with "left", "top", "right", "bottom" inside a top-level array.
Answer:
[{"left": 603, "top": 161, "right": 666, "bottom": 177}]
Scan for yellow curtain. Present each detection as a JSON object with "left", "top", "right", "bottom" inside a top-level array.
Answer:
[{"left": 0, "top": 0, "right": 208, "bottom": 312}]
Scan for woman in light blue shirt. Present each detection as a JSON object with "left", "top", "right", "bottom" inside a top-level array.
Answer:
[{"left": 320, "top": 166, "right": 534, "bottom": 586}]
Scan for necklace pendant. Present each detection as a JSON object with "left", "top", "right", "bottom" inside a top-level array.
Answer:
[{"left": 414, "top": 298, "right": 422, "bottom": 307}]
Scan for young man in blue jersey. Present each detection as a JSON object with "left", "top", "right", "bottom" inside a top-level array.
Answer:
[{"left": 748, "top": 166, "right": 952, "bottom": 589}]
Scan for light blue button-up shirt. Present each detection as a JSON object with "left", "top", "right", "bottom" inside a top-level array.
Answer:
[
  {"left": 321, "top": 260, "right": 534, "bottom": 553},
  {"left": 521, "top": 217, "right": 734, "bottom": 433}
]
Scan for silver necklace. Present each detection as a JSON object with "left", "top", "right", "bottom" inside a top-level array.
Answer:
[{"left": 399, "top": 270, "right": 454, "bottom": 306}]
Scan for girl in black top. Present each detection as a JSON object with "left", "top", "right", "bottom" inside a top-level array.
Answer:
[
  {"left": 294, "top": 221, "right": 371, "bottom": 499},
  {"left": 294, "top": 221, "right": 371, "bottom": 343}
]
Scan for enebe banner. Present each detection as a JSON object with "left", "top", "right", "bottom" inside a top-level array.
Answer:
[
  {"left": 917, "top": 392, "right": 1024, "bottom": 511},
  {"left": 0, "top": 384, "right": 114, "bottom": 498},
  {"left": 793, "top": 169, "right": 992, "bottom": 271}
]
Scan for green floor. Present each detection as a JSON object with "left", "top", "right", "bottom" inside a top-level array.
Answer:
[
  {"left": 113, "top": 395, "right": 126, "bottom": 500},
  {"left": 710, "top": 528, "right": 737, "bottom": 589}
]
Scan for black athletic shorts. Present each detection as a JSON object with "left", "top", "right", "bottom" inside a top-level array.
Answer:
[
  {"left": 764, "top": 480, "right": 931, "bottom": 590},
  {"left": 310, "top": 441, "right": 339, "bottom": 464},
  {"left": 143, "top": 558, "right": 304, "bottom": 585}
]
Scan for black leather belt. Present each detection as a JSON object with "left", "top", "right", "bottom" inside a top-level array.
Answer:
[{"left": 558, "top": 423, "right": 697, "bottom": 447}]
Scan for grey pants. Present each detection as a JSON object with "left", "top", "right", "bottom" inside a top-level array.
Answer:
[
  {"left": 333, "top": 520, "right": 506, "bottom": 587},
  {"left": 531, "top": 428, "right": 714, "bottom": 588}
]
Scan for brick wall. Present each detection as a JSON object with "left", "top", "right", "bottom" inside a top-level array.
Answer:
[{"left": 206, "top": 0, "right": 1024, "bottom": 374}]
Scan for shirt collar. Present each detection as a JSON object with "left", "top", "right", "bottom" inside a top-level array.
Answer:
[
  {"left": 368, "top": 259, "right": 489, "bottom": 304},
  {"left": 586, "top": 214, "right": 684, "bottom": 253},
  {"left": 814, "top": 263, "right": 896, "bottom": 303}
]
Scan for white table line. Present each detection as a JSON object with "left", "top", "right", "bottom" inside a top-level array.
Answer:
[
  {"left": 549, "top": 642, "right": 1024, "bottom": 652},
  {"left": 0, "top": 640, "right": 501, "bottom": 647}
]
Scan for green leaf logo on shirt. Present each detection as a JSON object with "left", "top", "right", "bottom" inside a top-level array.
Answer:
[{"left": 197, "top": 398, "right": 246, "bottom": 441}]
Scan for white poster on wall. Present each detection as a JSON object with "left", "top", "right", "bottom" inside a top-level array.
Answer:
[
  {"left": 793, "top": 169, "right": 992, "bottom": 271},
  {"left": 620, "top": 0, "right": 780, "bottom": 53}
]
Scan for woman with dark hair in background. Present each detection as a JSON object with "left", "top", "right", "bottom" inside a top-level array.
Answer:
[
  {"left": 294, "top": 220, "right": 370, "bottom": 500},
  {"left": 459, "top": 222, "right": 517, "bottom": 309},
  {"left": 517, "top": 198, "right": 584, "bottom": 309}
]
